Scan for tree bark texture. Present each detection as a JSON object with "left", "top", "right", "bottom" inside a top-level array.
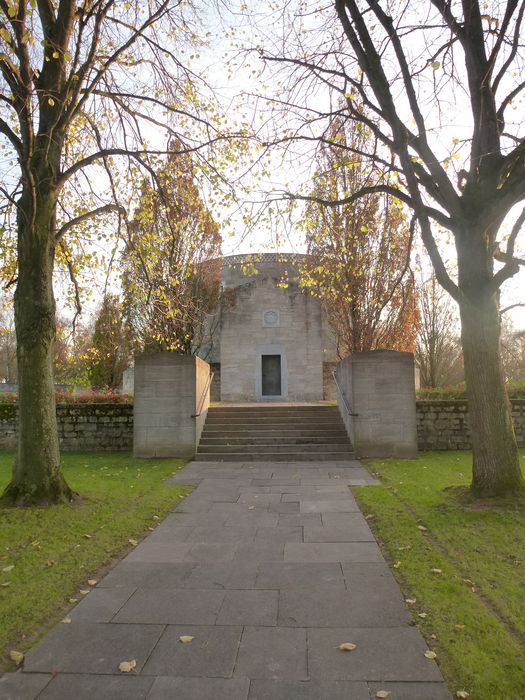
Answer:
[
  {"left": 1, "top": 188, "right": 75, "bottom": 506},
  {"left": 457, "top": 232, "right": 524, "bottom": 496}
]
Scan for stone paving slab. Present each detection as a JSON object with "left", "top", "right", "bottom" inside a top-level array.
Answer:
[
  {"left": 148, "top": 677, "right": 250, "bottom": 700},
  {"left": 234, "top": 627, "right": 308, "bottom": 680},
  {"left": 23, "top": 622, "right": 164, "bottom": 674},
  {"left": 216, "top": 590, "right": 278, "bottom": 626},
  {"left": 141, "top": 625, "right": 243, "bottom": 678},
  {"left": 97, "top": 562, "right": 195, "bottom": 589},
  {"left": 39, "top": 674, "right": 155, "bottom": 700},
  {"left": 307, "top": 627, "right": 445, "bottom": 681},
  {"left": 247, "top": 679, "right": 369, "bottom": 700},
  {"left": 1, "top": 456, "right": 451, "bottom": 699},
  {"left": 284, "top": 542, "right": 383, "bottom": 562},
  {"left": 278, "top": 588, "right": 410, "bottom": 627},
  {"left": 113, "top": 588, "right": 225, "bottom": 624},
  {"left": 0, "top": 672, "right": 51, "bottom": 700}
]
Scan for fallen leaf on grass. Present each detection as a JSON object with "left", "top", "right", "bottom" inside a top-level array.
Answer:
[
  {"left": 84, "top": 534, "right": 92, "bottom": 539},
  {"left": 87, "top": 579, "right": 98, "bottom": 586},
  {"left": 153, "top": 515, "right": 160, "bottom": 520},
  {"left": 1, "top": 581, "right": 11, "bottom": 587},
  {"left": 393, "top": 561, "right": 401, "bottom": 569},
  {"left": 338, "top": 642, "right": 357, "bottom": 651},
  {"left": 62, "top": 617, "right": 72, "bottom": 624},
  {"left": 454, "top": 624, "right": 465, "bottom": 630},
  {"left": 424, "top": 650, "right": 437, "bottom": 660},
  {"left": 456, "top": 692, "right": 469, "bottom": 699},
  {"left": 128, "top": 539, "right": 138, "bottom": 546},
  {"left": 118, "top": 659, "right": 137, "bottom": 673},
  {"left": 418, "top": 613, "right": 428, "bottom": 619},
  {"left": 9, "top": 650, "right": 24, "bottom": 666},
  {"left": 69, "top": 598, "right": 78, "bottom": 603},
  {"left": 2, "top": 565, "right": 14, "bottom": 573},
  {"left": 179, "top": 635, "right": 195, "bottom": 644},
  {"left": 405, "top": 598, "right": 416, "bottom": 604},
  {"left": 376, "top": 692, "right": 390, "bottom": 699},
  {"left": 46, "top": 560, "right": 56, "bottom": 567},
  {"left": 430, "top": 568, "right": 442, "bottom": 574},
  {"left": 365, "top": 514, "right": 375, "bottom": 520},
  {"left": 418, "top": 525, "right": 428, "bottom": 532},
  {"left": 79, "top": 589, "right": 90, "bottom": 595}
]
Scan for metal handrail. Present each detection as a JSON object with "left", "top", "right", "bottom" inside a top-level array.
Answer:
[
  {"left": 332, "top": 371, "right": 358, "bottom": 417},
  {"left": 192, "top": 371, "right": 214, "bottom": 418}
]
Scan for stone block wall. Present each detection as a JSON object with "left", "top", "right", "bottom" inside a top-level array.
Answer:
[
  {"left": 416, "top": 399, "right": 525, "bottom": 450},
  {"left": 336, "top": 351, "right": 418, "bottom": 458},
  {"left": 133, "top": 353, "right": 210, "bottom": 458},
  {"left": 0, "top": 403, "right": 133, "bottom": 451}
]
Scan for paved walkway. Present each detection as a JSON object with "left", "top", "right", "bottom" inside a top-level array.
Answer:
[{"left": 1, "top": 459, "right": 451, "bottom": 700}]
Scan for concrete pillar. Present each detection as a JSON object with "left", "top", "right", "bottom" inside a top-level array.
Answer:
[
  {"left": 335, "top": 350, "right": 417, "bottom": 458},
  {"left": 133, "top": 353, "right": 211, "bottom": 458}
]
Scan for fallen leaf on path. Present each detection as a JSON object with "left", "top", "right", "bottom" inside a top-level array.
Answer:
[
  {"left": 118, "top": 659, "right": 137, "bottom": 673},
  {"left": 338, "top": 642, "right": 357, "bottom": 651},
  {"left": 87, "top": 579, "right": 98, "bottom": 586},
  {"left": 9, "top": 650, "right": 24, "bottom": 666},
  {"left": 376, "top": 692, "right": 390, "bottom": 699},
  {"left": 62, "top": 617, "right": 72, "bottom": 624},
  {"left": 79, "top": 589, "right": 90, "bottom": 595},
  {"left": 424, "top": 650, "right": 437, "bottom": 660},
  {"left": 179, "top": 635, "right": 195, "bottom": 644}
]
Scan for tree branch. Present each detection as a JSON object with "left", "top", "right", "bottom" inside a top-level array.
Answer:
[{"left": 55, "top": 203, "right": 126, "bottom": 241}]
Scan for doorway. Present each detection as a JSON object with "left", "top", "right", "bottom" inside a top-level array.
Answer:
[{"left": 261, "top": 354, "right": 282, "bottom": 396}]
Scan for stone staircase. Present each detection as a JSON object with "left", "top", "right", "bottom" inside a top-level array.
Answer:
[{"left": 196, "top": 404, "right": 354, "bottom": 461}]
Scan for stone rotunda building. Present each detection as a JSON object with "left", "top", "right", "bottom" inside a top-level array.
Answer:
[{"left": 199, "top": 253, "right": 338, "bottom": 402}]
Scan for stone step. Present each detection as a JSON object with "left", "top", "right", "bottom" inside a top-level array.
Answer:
[
  {"left": 200, "top": 430, "right": 349, "bottom": 440},
  {"left": 208, "top": 406, "right": 340, "bottom": 415},
  {"left": 195, "top": 451, "right": 356, "bottom": 462},
  {"left": 197, "top": 442, "right": 353, "bottom": 454},
  {"left": 205, "top": 416, "right": 343, "bottom": 425},
  {"left": 199, "top": 435, "right": 349, "bottom": 445}
]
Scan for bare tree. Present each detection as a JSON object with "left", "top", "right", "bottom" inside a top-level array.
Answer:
[
  {"left": 415, "top": 275, "right": 463, "bottom": 388},
  {"left": 256, "top": 0, "right": 525, "bottom": 495}
]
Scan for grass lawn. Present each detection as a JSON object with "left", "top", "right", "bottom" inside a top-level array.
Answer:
[
  {"left": 354, "top": 451, "right": 525, "bottom": 700},
  {"left": 0, "top": 451, "right": 191, "bottom": 669}
]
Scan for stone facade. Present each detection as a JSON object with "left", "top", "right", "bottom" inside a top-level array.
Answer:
[
  {"left": 0, "top": 403, "right": 133, "bottom": 451},
  {"left": 200, "top": 253, "right": 337, "bottom": 402},
  {"left": 417, "top": 399, "right": 525, "bottom": 450}
]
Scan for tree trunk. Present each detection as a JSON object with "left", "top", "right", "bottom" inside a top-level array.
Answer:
[
  {"left": 457, "top": 232, "right": 524, "bottom": 497},
  {"left": 1, "top": 190, "right": 75, "bottom": 506}
]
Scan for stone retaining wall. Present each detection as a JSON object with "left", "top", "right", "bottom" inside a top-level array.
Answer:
[
  {"left": 0, "top": 399, "right": 523, "bottom": 453},
  {"left": 416, "top": 399, "right": 525, "bottom": 450},
  {"left": 0, "top": 403, "right": 133, "bottom": 451}
]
